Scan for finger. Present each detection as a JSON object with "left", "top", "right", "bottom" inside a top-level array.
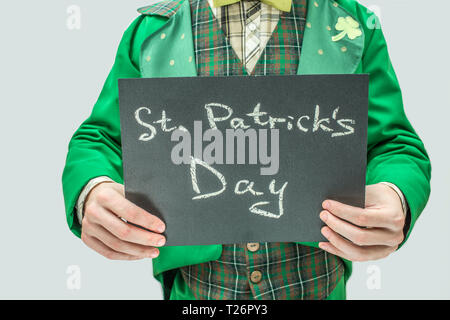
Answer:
[
  {"left": 318, "top": 242, "right": 351, "bottom": 261},
  {"left": 81, "top": 233, "right": 142, "bottom": 261},
  {"left": 99, "top": 187, "right": 166, "bottom": 233},
  {"left": 321, "top": 226, "right": 365, "bottom": 260},
  {"left": 321, "top": 227, "right": 396, "bottom": 262},
  {"left": 87, "top": 206, "right": 166, "bottom": 247},
  {"left": 88, "top": 224, "right": 160, "bottom": 258},
  {"left": 320, "top": 210, "right": 399, "bottom": 246},
  {"left": 323, "top": 199, "right": 392, "bottom": 229}
]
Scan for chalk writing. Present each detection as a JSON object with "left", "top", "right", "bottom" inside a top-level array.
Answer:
[{"left": 132, "top": 101, "right": 356, "bottom": 221}]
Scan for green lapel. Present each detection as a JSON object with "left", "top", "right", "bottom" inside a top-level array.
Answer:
[
  {"left": 139, "top": 0, "right": 197, "bottom": 78},
  {"left": 139, "top": 0, "right": 364, "bottom": 78},
  {"left": 298, "top": 0, "right": 365, "bottom": 74}
]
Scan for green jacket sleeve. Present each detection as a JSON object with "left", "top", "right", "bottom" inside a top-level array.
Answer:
[
  {"left": 362, "top": 19, "right": 431, "bottom": 246},
  {"left": 61, "top": 15, "right": 167, "bottom": 238}
]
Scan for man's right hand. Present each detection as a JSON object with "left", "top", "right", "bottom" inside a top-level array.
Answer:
[{"left": 81, "top": 182, "right": 166, "bottom": 260}]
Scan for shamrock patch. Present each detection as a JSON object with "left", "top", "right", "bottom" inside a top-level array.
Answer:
[{"left": 332, "top": 16, "right": 362, "bottom": 42}]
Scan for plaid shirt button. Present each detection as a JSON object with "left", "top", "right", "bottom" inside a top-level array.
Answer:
[
  {"left": 250, "top": 270, "right": 263, "bottom": 283},
  {"left": 247, "top": 242, "right": 260, "bottom": 252}
]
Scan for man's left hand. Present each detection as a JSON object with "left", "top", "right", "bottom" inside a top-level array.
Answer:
[{"left": 319, "top": 183, "right": 406, "bottom": 262}]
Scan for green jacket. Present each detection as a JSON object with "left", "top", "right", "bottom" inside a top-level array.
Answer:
[{"left": 62, "top": 0, "right": 431, "bottom": 299}]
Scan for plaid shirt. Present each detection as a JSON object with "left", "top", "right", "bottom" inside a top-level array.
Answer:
[
  {"left": 206, "top": 0, "right": 281, "bottom": 74},
  {"left": 174, "top": 0, "right": 345, "bottom": 300}
]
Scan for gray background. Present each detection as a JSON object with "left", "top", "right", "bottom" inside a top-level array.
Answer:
[{"left": 0, "top": 0, "right": 448, "bottom": 299}]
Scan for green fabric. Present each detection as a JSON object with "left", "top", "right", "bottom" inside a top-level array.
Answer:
[
  {"left": 169, "top": 268, "right": 346, "bottom": 299},
  {"left": 297, "top": 0, "right": 364, "bottom": 75},
  {"left": 212, "top": 0, "right": 292, "bottom": 12},
  {"left": 325, "top": 276, "right": 346, "bottom": 300},
  {"left": 61, "top": 14, "right": 168, "bottom": 238},
  {"left": 62, "top": 0, "right": 431, "bottom": 300}
]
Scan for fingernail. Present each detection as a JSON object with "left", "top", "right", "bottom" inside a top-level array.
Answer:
[
  {"left": 321, "top": 227, "right": 331, "bottom": 239},
  {"left": 156, "top": 224, "right": 166, "bottom": 233},
  {"left": 320, "top": 211, "right": 328, "bottom": 222},
  {"left": 156, "top": 238, "right": 166, "bottom": 247},
  {"left": 150, "top": 250, "right": 159, "bottom": 258},
  {"left": 323, "top": 201, "right": 330, "bottom": 209}
]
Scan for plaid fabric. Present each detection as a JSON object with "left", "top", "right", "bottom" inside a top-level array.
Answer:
[
  {"left": 138, "top": 0, "right": 184, "bottom": 18},
  {"left": 191, "top": 0, "right": 306, "bottom": 76},
  {"left": 177, "top": 0, "right": 345, "bottom": 300},
  {"left": 181, "top": 243, "right": 345, "bottom": 300},
  {"left": 207, "top": 0, "right": 281, "bottom": 74}
]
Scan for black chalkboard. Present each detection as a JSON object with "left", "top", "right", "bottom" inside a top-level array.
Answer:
[{"left": 118, "top": 74, "right": 368, "bottom": 246}]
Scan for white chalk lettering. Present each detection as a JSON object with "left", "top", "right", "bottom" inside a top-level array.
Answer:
[
  {"left": 135, "top": 107, "right": 157, "bottom": 141},
  {"left": 190, "top": 157, "right": 227, "bottom": 200},
  {"left": 249, "top": 179, "right": 288, "bottom": 219},
  {"left": 205, "top": 102, "right": 233, "bottom": 129},
  {"left": 235, "top": 180, "right": 264, "bottom": 196}
]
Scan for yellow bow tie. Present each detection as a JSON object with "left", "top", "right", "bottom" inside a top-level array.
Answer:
[{"left": 212, "top": 0, "right": 292, "bottom": 12}]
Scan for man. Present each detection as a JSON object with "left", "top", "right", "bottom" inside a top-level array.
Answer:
[{"left": 62, "top": 0, "right": 431, "bottom": 299}]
